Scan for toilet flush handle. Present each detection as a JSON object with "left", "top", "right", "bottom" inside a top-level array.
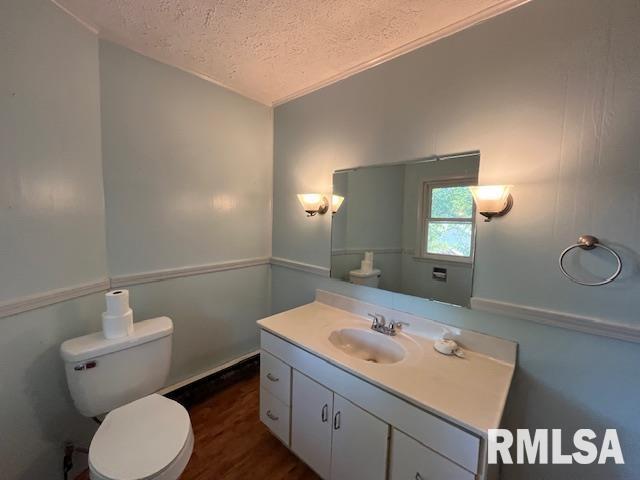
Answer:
[{"left": 74, "top": 361, "right": 97, "bottom": 371}]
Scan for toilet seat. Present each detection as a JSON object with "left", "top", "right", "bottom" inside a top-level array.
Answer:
[{"left": 89, "top": 394, "right": 193, "bottom": 480}]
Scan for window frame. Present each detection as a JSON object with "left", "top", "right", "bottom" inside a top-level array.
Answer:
[{"left": 419, "top": 177, "right": 477, "bottom": 264}]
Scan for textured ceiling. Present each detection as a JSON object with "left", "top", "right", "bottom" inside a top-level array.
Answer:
[{"left": 55, "top": 0, "right": 527, "bottom": 105}]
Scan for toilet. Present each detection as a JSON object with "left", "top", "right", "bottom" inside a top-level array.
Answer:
[
  {"left": 60, "top": 317, "right": 193, "bottom": 480},
  {"left": 349, "top": 268, "right": 382, "bottom": 288}
]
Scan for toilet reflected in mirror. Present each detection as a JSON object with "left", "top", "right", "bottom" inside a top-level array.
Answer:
[{"left": 330, "top": 152, "right": 479, "bottom": 307}]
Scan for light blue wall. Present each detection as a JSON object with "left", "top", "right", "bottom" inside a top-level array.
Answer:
[
  {"left": 0, "top": 11, "right": 274, "bottom": 479},
  {"left": 0, "top": 1, "right": 105, "bottom": 478},
  {"left": 272, "top": 0, "right": 640, "bottom": 478},
  {"left": 98, "top": 40, "right": 273, "bottom": 383},
  {"left": 273, "top": 0, "right": 640, "bottom": 326},
  {"left": 99, "top": 41, "right": 273, "bottom": 276},
  {"left": 0, "top": 0, "right": 107, "bottom": 303},
  {"left": 125, "top": 266, "right": 270, "bottom": 386},
  {"left": 0, "top": 294, "right": 105, "bottom": 480}
]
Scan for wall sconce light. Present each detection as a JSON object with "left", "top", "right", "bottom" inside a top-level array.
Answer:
[
  {"left": 469, "top": 185, "right": 513, "bottom": 222},
  {"left": 297, "top": 193, "right": 329, "bottom": 216},
  {"left": 331, "top": 195, "right": 345, "bottom": 214}
]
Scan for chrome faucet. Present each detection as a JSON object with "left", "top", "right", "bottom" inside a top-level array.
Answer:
[{"left": 368, "top": 313, "right": 409, "bottom": 336}]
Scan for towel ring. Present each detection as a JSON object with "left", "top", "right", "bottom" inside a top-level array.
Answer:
[{"left": 559, "top": 235, "right": 622, "bottom": 286}]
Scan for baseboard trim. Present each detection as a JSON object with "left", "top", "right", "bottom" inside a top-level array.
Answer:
[
  {"left": 111, "top": 257, "right": 271, "bottom": 288},
  {"left": 471, "top": 297, "right": 640, "bottom": 344},
  {"left": 159, "top": 349, "right": 260, "bottom": 396},
  {"left": 270, "top": 257, "right": 330, "bottom": 277},
  {"left": 0, "top": 278, "right": 110, "bottom": 319}
]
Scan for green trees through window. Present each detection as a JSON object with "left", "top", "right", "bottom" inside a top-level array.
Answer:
[{"left": 425, "top": 183, "right": 475, "bottom": 258}]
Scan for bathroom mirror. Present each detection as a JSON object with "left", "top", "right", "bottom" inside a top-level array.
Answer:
[{"left": 330, "top": 152, "right": 479, "bottom": 307}]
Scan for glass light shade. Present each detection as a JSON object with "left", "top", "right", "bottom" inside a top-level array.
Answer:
[
  {"left": 331, "top": 195, "right": 345, "bottom": 213},
  {"left": 469, "top": 185, "right": 512, "bottom": 213},
  {"left": 297, "top": 193, "right": 328, "bottom": 215}
]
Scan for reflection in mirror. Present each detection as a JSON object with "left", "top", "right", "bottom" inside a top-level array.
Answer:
[{"left": 330, "top": 152, "right": 479, "bottom": 307}]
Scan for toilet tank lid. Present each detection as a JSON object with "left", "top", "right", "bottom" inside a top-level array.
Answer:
[{"left": 60, "top": 316, "right": 173, "bottom": 363}]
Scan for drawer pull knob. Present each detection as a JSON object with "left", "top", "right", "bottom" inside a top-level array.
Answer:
[
  {"left": 266, "top": 410, "right": 279, "bottom": 421},
  {"left": 321, "top": 403, "right": 328, "bottom": 422},
  {"left": 266, "top": 373, "right": 279, "bottom": 382}
]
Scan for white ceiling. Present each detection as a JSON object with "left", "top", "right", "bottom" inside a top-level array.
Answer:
[{"left": 54, "top": 0, "right": 528, "bottom": 105}]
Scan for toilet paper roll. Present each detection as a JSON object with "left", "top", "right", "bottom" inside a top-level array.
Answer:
[
  {"left": 364, "top": 251, "right": 374, "bottom": 263},
  {"left": 105, "top": 289, "right": 131, "bottom": 316},
  {"left": 102, "top": 309, "right": 134, "bottom": 339},
  {"left": 361, "top": 259, "right": 373, "bottom": 273}
]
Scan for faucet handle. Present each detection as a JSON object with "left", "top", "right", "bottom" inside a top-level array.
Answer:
[
  {"left": 390, "top": 320, "right": 409, "bottom": 331},
  {"left": 367, "top": 313, "right": 386, "bottom": 326}
]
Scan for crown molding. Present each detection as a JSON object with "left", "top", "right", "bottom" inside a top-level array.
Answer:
[{"left": 273, "top": 0, "right": 531, "bottom": 106}]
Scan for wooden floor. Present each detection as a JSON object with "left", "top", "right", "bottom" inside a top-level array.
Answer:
[
  {"left": 181, "top": 372, "right": 318, "bottom": 480},
  {"left": 77, "top": 372, "right": 318, "bottom": 480}
]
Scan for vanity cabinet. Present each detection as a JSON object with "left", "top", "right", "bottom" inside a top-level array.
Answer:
[
  {"left": 260, "top": 330, "right": 486, "bottom": 480},
  {"left": 291, "top": 371, "right": 388, "bottom": 480}
]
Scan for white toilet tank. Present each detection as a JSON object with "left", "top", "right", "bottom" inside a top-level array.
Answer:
[
  {"left": 349, "top": 268, "right": 382, "bottom": 288},
  {"left": 60, "top": 316, "right": 173, "bottom": 417}
]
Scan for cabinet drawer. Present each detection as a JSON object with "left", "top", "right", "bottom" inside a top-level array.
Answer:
[
  {"left": 260, "top": 350, "right": 291, "bottom": 405},
  {"left": 389, "top": 429, "right": 475, "bottom": 480},
  {"left": 260, "top": 388, "right": 290, "bottom": 446}
]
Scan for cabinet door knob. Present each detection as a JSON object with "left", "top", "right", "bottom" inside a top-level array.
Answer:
[
  {"left": 266, "top": 410, "right": 279, "bottom": 421},
  {"left": 266, "top": 372, "right": 279, "bottom": 382},
  {"left": 321, "top": 404, "right": 328, "bottom": 422},
  {"left": 333, "top": 411, "right": 341, "bottom": 430}
]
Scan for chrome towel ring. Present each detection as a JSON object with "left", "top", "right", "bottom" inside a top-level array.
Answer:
[{"left": 559, "top": 235, "right": 622, "bottom": 286}]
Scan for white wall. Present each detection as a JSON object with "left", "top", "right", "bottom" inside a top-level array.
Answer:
[
  {"left": 272, "top": 0, "right": 640, "bottom": 478},
  {"left": 0, "top": 1, "right": 105, "bottom": 478}
]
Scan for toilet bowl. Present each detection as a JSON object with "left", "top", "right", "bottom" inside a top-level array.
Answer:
[
  {"left": 89, "top": 394, "right": 193, "bottom": 480},
  {"left": 60, "top": 316, "right": 193, "bottom": 480}
]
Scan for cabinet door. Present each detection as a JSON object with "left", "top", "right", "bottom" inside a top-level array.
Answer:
[
  {"left": 291, "top": 371, "right": 334, "bottom": 479},
  {"left": 330, "top": 394, "right": 389, "bottom": 480},
  {"left": 389, "top": 429, "right": 475, "bottom": 480}
]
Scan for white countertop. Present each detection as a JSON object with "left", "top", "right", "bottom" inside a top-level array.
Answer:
[{"left": 258, "top": 300, "right": 515, "bottom": 437}]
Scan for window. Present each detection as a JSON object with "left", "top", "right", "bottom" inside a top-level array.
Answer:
[{"left": 422, "top": 180, "right": 476, "bottom": 262}]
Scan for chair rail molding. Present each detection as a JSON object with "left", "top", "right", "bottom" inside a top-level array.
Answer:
[
  {"left": 110, "top": 257, "right": 271, "bottom": 288},
  {"left": 471, "top": 297, "right": 640, "bottom": 344},
  {"left": 0, "top": 278, "right": 111, "bottom": 319},
  {"left": 270, "top": 257, "right": 330, "bottom": 277}
]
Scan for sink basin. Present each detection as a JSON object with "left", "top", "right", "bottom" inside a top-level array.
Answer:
[{"left": 328, "top": 328, "right": 405, "bottom": 364}]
